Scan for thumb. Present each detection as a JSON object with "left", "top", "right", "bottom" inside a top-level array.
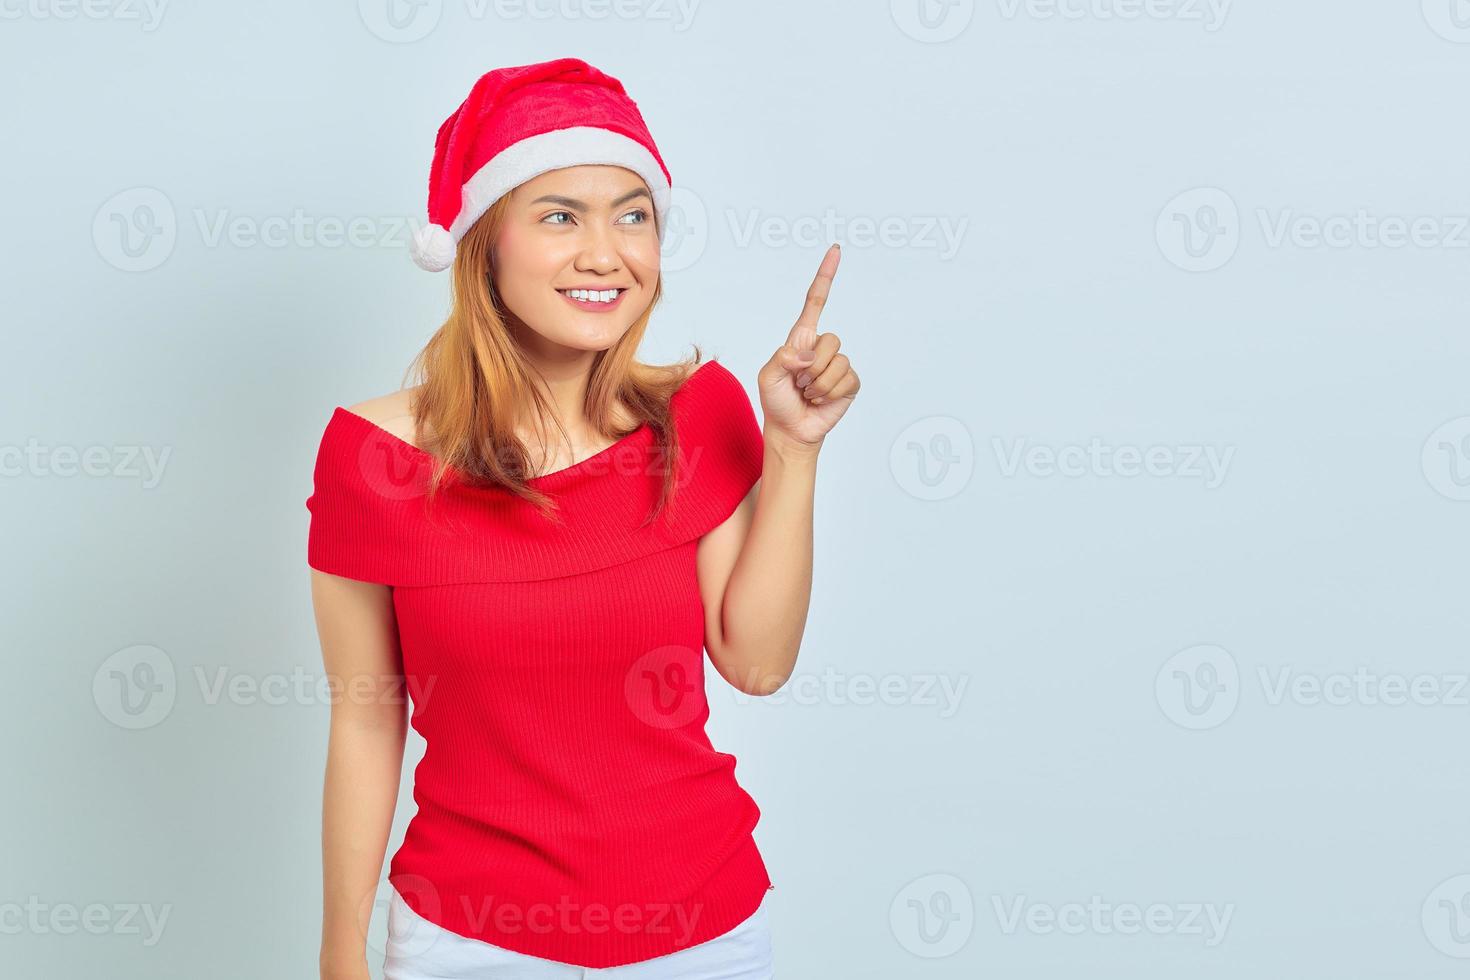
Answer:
[{"left": 760, "top": 343, "right": 817, "bottom": 389}]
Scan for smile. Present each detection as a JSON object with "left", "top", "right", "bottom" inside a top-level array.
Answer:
[{"left": 557, "top": 287, "right": 627, "bottom": 312}]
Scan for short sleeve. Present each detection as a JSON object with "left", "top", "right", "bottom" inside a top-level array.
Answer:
[
  {"left": 666, "top": 359, "right": 765, "bottom": 536},
  {"left": 305, "top": 409, "right": 438, "bottom": 586}
]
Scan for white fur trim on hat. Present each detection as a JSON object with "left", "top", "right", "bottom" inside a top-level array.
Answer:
[
  {"left": 456, "top": 126, "right": 670, "bottom": 241},
  {"left": 412, "top": 126, "right": 671, "bottom": 272}
]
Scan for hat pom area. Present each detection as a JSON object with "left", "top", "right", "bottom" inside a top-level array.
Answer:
[{"left": 410, "top": 221, "right": 457, "bottom": 272}]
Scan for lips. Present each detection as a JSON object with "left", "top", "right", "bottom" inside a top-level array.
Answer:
[{"left": 557, "top": 287, "right": 627, "bottom": 312}]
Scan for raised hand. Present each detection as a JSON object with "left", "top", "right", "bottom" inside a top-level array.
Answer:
[{"left": 757, "top": 243, "right": 861, "bottom": 453}]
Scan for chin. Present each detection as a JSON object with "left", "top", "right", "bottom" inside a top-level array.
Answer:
[{"left": 557, "top": 322, "right": 633, "bottom": 351}]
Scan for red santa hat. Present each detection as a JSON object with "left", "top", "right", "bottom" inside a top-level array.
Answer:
[{"left": 410, "top": 57, "right": 672, "bottom": 272}]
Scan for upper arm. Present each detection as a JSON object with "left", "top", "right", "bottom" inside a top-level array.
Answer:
[
  {"left": 696, "top": 478, "right": 760, "bottom": 662},
  {"left": 308, "top": 398, "right": 413, "bottom": 727},
  {"left": 309, "top": 569, "right": 406, "bottom": 728}
]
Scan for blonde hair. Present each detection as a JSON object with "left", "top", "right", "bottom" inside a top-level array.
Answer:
[{"left": 401, "top": 191, "right": 700, "bottom": 526}]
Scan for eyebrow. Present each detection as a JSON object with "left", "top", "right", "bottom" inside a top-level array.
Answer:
[{"left": 529, "top": 187, "right": 653, "bottom": 210}]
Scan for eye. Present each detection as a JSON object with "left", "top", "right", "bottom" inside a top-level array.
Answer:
[
  {"left": 616, "top": 208, "right": 649, "bottom": 225},
  {"left": 542, "top": 210, "right": 575, "bottom": 226}
]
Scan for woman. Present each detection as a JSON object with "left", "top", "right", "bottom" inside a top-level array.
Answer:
[{"left": 307, "top": 57, "right": 859, "bottom": 979}]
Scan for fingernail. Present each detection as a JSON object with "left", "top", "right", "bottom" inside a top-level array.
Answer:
[
  {"left": 797, "top": 350, "right": 816, "bottom": 362},
  {"left": 796, "top": 373, "right": 812, "bottom": 387}
]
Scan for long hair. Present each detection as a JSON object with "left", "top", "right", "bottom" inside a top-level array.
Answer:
[{"left": 399, "top": 191, "right": 700, "bottom": 527}]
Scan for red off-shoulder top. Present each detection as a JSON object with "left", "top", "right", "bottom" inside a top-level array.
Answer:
[{"left": 305, "top": 358, "right": 773, "bottom": 968}]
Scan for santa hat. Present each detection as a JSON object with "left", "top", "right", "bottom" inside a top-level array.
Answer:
[{"left": 409, "top": 57, "right": 672, "bottom": 272}]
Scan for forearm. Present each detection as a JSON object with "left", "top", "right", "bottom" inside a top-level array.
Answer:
[
  {"left": 718, "top": 431, "right": 821, "bottom": 694},
  {"left": 320, "top": 714, "right": 406, "bottom": 976}
]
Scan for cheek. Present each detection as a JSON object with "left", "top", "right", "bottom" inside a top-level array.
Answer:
[
  {"left": 491, "top": 231, "right": 560, "bottom": 307},
  {"left": 624, "top": 237, "right": 662, "bottom": 282}
]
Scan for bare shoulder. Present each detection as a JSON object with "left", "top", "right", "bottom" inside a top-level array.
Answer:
[{"left": 345, "top": 386, "right": 423, "bottom": 447}]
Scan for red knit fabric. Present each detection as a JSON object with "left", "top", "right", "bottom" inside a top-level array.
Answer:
[{"left": 305, "top": 359, "right": 773, "bottom": 968}]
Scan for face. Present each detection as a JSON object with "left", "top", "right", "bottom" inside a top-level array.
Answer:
[{"left": 490, "top": 164, "right": 661, "bottom": 358}]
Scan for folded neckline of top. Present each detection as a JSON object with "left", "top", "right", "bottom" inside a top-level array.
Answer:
[{"left": 330, "top": 360, "right": 717, "bottom": 486}]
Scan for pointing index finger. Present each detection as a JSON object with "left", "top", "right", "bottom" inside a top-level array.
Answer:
[{"left": 789, "top": 243, "right": 841, "bottom": 351}]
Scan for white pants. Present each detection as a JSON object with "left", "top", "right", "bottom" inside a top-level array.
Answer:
[{"left": 383, "top": 886, "right": 775, "bottom": 979}]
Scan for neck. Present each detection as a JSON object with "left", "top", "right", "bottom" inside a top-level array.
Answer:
[{"left": 508, "top": 320, "right": 597, "bottom": 428}]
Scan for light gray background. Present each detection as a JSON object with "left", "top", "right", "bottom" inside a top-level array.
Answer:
[{"left": 4, "top": 1, "right": 1469, "bottom": 977}]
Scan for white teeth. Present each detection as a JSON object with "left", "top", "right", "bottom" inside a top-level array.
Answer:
[{"left": 565, "top": 289, "right": 619, "bottom": 303}]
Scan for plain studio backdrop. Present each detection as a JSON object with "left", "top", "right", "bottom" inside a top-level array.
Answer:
[{"left": 3, "top": 2, "right": 1469, "bottom": 977}]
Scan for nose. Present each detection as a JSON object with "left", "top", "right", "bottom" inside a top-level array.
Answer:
[{"left": 573, "top": 221, "right": 621, "bottom": 276}]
